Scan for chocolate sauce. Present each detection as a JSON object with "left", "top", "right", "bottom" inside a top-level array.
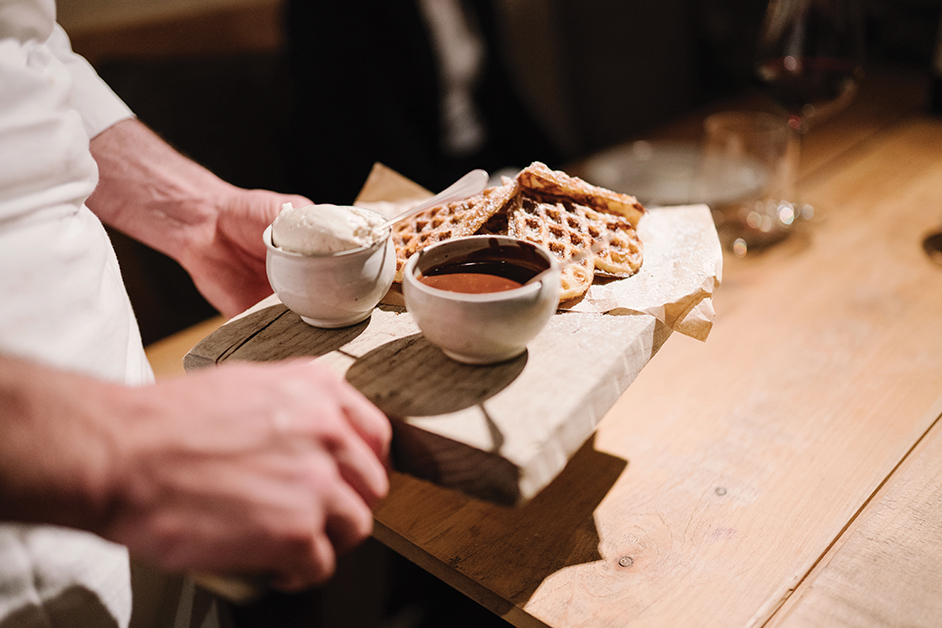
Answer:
[
  {"left": 418, "top": 262, "right": 526, "bottom": 293},
  {"left": 417, "top": 241, "right": 548, "bottom": 294}
]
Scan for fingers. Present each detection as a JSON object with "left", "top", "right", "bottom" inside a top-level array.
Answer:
[
  {"left": 268, "top": 361, "right": 389, "bottom": 588},
  {"left": 273, "top": 475, "right": 374, "bottom": 591},
  {"left": 274, "top": 532, "right": 336, "bottom": 591},
  {"left": 339, "top": 384, "right": 392, "bottom": 464},
  {"left": 143, "top": 359, "right": 392, "bottom": 592},
  {"left": 290, "top": 360, "right": 392, "bottom": 474},
  {"left": 330, "top": 420, "right": 390, "bottom": 508},
  {"left": 297, "top": 361, "right": 392, "bottom": 462},
  {"left": 323, "top": 478, "right": 375, "bottom": 556}
]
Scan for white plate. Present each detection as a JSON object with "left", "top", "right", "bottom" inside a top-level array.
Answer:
[{"left": 577, "top": 141, "right": 767, "bottom": 208}]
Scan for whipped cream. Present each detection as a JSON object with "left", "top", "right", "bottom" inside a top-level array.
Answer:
[{"left": 271, "top": 203, "right": 383, "bottom": 255}]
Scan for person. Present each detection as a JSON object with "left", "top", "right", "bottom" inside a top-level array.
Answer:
[
  {"left": 282, "top": 0, "right": 562, "bottom": 205},
  {"left": 0, "top": 1, "right": 391, "bottom": 626}
]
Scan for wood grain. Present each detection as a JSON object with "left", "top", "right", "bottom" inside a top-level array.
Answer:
[
  {"left": 768, "top": 396, "right": 942, "bottom": 628},
  {"left": 185, "top": 302, "right": 672, "bottom": 505}
]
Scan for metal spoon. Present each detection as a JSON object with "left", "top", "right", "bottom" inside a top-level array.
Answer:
[{"left": 372, "top": 169, "right": 489, "bottom": 236}]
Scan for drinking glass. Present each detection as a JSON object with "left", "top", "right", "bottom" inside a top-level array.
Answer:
[
  {"left": 755, "top": 0, "right": 866, "bottom": 221},
  {"left": 699, "top": 111, "right": 792, "bottom": 256}
]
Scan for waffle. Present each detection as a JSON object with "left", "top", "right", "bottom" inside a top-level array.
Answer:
[
  {"left": 503, "top": 194, "right": 595, "bottom": 300},
  {"left": 391, "top": 181, "right": 517, "bottom": 281},
  {"left": 575, "top": 204, "right": 643, "bottom": 278},
  {"left": 389, "top": 162, "right": 645, "bottom": 302},
  {"left": 507, "top": 193, "right": 643, "bottom": 300},
  {"left": 516, "top": 161, "right": 646, "bottom": 227}
]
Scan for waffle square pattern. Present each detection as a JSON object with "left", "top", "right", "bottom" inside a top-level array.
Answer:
[{"left": 391, "top": 162, "right": 646, "bottom": 302}]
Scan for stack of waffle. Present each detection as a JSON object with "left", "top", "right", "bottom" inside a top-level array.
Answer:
[{"left": 391, "top": 162, "right": 646, "bottom": 302}]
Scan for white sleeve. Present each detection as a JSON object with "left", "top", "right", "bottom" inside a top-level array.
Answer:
[{"left": 45, "top": 23, "right": 135, "bottom": 139}]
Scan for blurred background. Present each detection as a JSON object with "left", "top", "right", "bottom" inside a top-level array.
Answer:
[{"left": 59, "top": 0, "right": 942, "bottom": 345}]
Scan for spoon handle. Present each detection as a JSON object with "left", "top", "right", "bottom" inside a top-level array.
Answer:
[{"left": 373, "top": 169, "right": 489, "bottom": 233}]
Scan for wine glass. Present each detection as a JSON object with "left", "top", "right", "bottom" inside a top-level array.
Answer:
[{"left": 755, "top": 0, "right": 866, "bottom": 222}]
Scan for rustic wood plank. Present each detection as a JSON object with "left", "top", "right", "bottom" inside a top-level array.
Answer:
[
  {"left": 184, "top": 198, "right": 716, "bottom": 506},
  {"left": 363, "top": 311, "right": 670, "bottom": 503},
  {"left": 369, "top": 116, "right": 942, "bottom": 626},
  {"left": 187, "top": 299, "right": 671, "bottom": 504},
  {"left": 373, "top": 432, "right": 633, "bottom": 628},
  {"left": 768, "top": 395, "right": 942, "bottom": 628},
  {"left": 182, "top": 303, "right": 288, "bottom": 371}
]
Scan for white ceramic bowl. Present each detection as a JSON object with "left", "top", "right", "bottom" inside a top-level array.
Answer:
[
  {"left": 402, "top": 235, "right": 561, "bottom": 364},
  {"left": 264, "top": 213, "right": 396, "bottom": 328}
]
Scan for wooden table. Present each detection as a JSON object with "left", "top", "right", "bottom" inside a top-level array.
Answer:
[{"left": 163, "top": 67, "right": 942, "bottom": 627}]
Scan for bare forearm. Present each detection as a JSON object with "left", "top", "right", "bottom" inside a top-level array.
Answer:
[
  {"left": 85, "top": 118, "right": 309, "bottom": 317},
  {"left": 0, "top": 353, "right": 390, "bottom": 585},
  {"left": 86, "top": 118, "right": 236, "bottom": 266},
  {"left": 0, "top": 354, "right": 119, "bottom": 531}
]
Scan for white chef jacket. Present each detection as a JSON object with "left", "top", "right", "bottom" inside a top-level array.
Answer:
[{"left": 0, "top": 0, "right": 155, "bottom": 625}]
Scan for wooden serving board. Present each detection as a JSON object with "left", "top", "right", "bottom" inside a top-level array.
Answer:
[{"left": 184, "top": 297, "right": 672, "bottom": 505}]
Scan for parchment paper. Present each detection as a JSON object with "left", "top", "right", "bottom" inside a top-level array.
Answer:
[{"left": 355, "top": 163, "right": 723, "bottom": 341}]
